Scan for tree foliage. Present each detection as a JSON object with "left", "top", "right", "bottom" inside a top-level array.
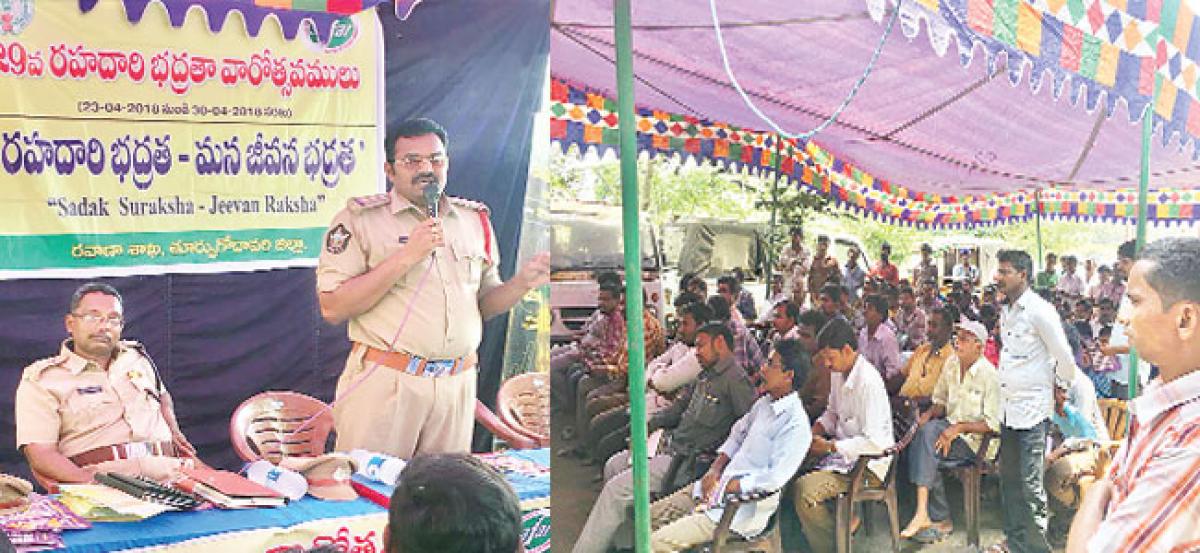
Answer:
[
  {"left": 550, "top": 149, "right": 774, "bottom": 228},
  {"left": 549, "top": 148, "right": 1156, "bottom": 272}
]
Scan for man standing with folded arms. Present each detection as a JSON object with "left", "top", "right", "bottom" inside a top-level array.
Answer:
[
  {"left": 990, "top": 250, "right": 1078, "bottom": 553},
  {"left": 317, "top": 118, "right": 550, "bottom": 458}
]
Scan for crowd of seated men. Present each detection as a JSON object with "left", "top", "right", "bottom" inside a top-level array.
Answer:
[{"left": 553, "top": 238, "right": 1146, "bottom": 552}]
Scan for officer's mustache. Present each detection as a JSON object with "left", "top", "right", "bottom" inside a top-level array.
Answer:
[{"left": 411, "top": 172, "right": 437, "bottom": 185}]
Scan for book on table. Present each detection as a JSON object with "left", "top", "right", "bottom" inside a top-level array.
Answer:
[{"left": 173, "top": 467, "right": 286, "bottom": 509}]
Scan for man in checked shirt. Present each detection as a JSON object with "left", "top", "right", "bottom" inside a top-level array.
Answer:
[{"left": 1068, "top": 237, "right": 1200, "bottom": 552}]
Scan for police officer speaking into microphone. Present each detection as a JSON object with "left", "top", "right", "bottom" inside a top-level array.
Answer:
[{"left": 317, "top": 117, "right": 551, "bottom": 459}]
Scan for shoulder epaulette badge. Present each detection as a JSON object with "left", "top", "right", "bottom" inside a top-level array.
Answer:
[
  {"left": 24, "top": 354, "right": 68, "bottom": 379},
  {"left": 449, "top": 197, "right": 494, "bottom": 264},
  {"left": 448, "top": 196, "right": 491, "bottom": 215},
  {"left": 346, "top": 193, "right": 391, "bottom": 214}
]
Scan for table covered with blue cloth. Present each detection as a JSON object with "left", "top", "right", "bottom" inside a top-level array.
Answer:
[{"left": 56, "top": 449, "right": 550, "bottom": 553}]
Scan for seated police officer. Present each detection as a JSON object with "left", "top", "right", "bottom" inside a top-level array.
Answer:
[{"left": 15, "top": 283, "right": 200, "bottom": 485}]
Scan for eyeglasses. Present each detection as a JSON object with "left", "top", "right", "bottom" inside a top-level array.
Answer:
[
  {"left": 396, "top": 153, "right": 448, "bottom": 169},
  {"left": 951, "top": 334, "right": 982, "bottom": 346},
  {"left": 72, "top": 312, "right": 124, "bottom": 327}
]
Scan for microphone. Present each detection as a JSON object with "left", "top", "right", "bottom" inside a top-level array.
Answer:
[{"left": 422, "top": 182, "right": 442, "bottom": 219}]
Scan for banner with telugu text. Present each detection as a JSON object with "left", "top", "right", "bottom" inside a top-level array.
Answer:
[{"left": 0, "top": 0, "right": 382, "bottom": 278}]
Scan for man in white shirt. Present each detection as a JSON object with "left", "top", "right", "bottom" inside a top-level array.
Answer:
[
  {"left": 792, "top": 317, "right": 895, "bottom": 553},
  {"left": 953, "top": 250, "right": 980, "bottom": 287},
  {"left": 1056, "top": 255, "right": 1085, "bottom": 297},
  {"left": 756, "top": 275, "right": 788, "bottom": 327},
  {"left": 991, "top": 249, "right": 1078, "bottom": 553},
  {"left": 648, "top": 340, "right": 812, "bottom": 552}
]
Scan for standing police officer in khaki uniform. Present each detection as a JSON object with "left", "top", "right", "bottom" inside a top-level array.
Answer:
[
  {"left": 317, "top": 118, "right": 550, "bottom": 459},
  {"left": 15, "top": 283, "right": 200, "bottom": 486}
]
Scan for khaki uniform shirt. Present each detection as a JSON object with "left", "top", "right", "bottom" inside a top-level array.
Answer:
[
  {"left": 808, "top": 254, "right": 839, "bottom": 295},
  {"left": 15, "top": 341, "right": 177, "bottom": 458},
  {"left": 316, "top": 192, "right": 502, "bottom": 359},
  {"left": 931, "top": 355, "right": 1001, "bottom": 459}
]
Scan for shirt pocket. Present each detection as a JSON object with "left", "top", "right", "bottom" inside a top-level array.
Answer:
[
  {"left": 450, "top": 241, "right": 487, "bottom": 291},
  {"left": 1004, "top": 322, "right": 1039, "bottom": 360},
  {"left": 963, "top": 385, "right": 985, "bottom": 416},
  {"left": 693, "top": 390, "right": 726, "bottom": 428},
  {"left": 62, "top": 387, "right": 119, "bottom": 430}
]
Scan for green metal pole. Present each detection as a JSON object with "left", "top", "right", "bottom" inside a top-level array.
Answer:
[
  {"left": 1035, "top": 188, "right": 1043, "bottom": 275},
  {"left": 765, "top": 136, "right": 783, "bottom": 298},
  {"left": 1129, "top": 76, "right": 1160, "bottom": 399},
  {"left": 613, "top": 2, "right": 650, "bottom": 550}
]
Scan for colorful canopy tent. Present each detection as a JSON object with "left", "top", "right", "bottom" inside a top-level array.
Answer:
[
  {"left": 551, "top": 0, "right": 1200, "bottom": 228},
  {"left": 555, "top": 1, "right": 1193, "bottom": 548}
]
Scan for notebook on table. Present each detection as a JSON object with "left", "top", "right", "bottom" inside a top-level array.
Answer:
[{"left": 173, "top": 467, "right": 285, "bottom": 509}]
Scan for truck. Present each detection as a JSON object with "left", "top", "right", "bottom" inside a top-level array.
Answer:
[{"left": 549, "top": 203, "right": 664, "bottom": 347}]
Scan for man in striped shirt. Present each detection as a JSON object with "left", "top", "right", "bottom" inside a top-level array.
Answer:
[{"left": 1067, "top": 237, "right": 1200, "bottom": 553}]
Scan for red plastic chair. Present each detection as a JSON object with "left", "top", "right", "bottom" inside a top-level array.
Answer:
[
  {"left": 496, "top": 372, "right": 550, "bottom": 446},
  {"left": 475, "top": 372, "right": 550, "bottom": 449},
  {"left": 229, "top": 391, "right": 334, "bottom": 463}
]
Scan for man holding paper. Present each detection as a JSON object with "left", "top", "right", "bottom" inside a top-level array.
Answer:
[
  {"left": 792, "top": 316, "right": 895, "bottom": 553},
  {"left": 648, "top": 340, "right": 812, "bottom": 552},
  {"left": 572, "top": 323, "right": 756, "bottom": 553}
]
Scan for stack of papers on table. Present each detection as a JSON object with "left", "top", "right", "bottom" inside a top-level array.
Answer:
[{"left": 58, "top": 485, "right": 176, "bottom": 521}]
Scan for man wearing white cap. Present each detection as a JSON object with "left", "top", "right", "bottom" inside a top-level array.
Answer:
[{"left": 900, "top": 319, "right": 1001, "bottom": 542}]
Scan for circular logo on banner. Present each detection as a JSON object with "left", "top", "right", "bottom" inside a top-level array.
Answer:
[
  {"left": 0, "top": 0, "right": 34, "bottom": 36},
  {"left": 302, "top": 16, "right": 358, "bottom": 53},
  {"left": 521, "top": 508, "right": 551, "bottom": 553}
]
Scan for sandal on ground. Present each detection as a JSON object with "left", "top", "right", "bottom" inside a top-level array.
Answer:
[
  {"left": 901, "top": 519, "right": 947, "bottom": 540},
  {"left": 912, "top": 526, "right": 948, "bottom": 545},
  {"left": 900, "top": 522, "right": 929, "bottom": 540}
]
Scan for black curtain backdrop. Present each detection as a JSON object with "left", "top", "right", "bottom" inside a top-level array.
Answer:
[{"left": 0, "top": 0, "right": 549, "bottom": 479}]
